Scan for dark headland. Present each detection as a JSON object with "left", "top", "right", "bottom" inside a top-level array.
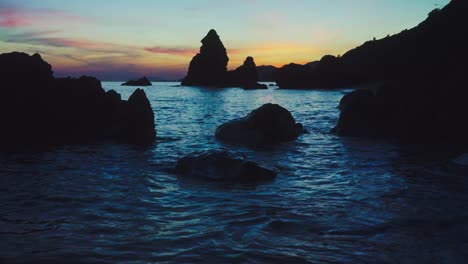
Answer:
[
  {"left": 0, "top": 52, "right": 156, "bottom": 147},
  {"left": 271, "top": 0, "right": 468, "bottom": 144}
]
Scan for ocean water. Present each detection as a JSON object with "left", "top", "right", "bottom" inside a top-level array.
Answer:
[{"left": 1, "top": 82, "right": 467, "bottom": 263}]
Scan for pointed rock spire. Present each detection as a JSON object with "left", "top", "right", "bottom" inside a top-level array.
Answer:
[{"left": 182, "top": 29, "right": 229, "bottom": 86}]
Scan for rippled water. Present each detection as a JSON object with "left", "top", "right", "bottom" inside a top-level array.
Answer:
[{"left": 1, "top": 82, "right": 468, "bottom": 263}]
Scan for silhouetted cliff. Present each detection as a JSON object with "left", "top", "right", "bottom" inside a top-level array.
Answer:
[
  {"left": 329, "top": 0, "right": 468, "bottom": 142},
  {"left": 274, "top": 0, "right": 468, "bottom": 89},
  {"left": 0, "top": 52, "right": 156, "bottom": 147}
]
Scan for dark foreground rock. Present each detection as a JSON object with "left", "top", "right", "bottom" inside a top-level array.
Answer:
[
  {"left": 332, "top": 89, "right": 384, "bottom": 138},
  {"left": 182, "top": 30, "right": 267, "bottom": 89},
  {"left": 216, "top": 104, "right": 308, "bottom": 145},
  {"left": 0, "top": 52, "right": 156, "bottom": 146},
  {"left": 175, "top": 150, "right": 278, "bottom": 182},
  {"left": 332, "top": 77, "right": 468, "bottom": 142},
  {"left": 122, "top": 77, "right": 152, "bottom": 86}
]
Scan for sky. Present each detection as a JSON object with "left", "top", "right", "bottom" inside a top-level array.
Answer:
[{"left": 0, "top": 0, "right": 450, "bottom": 80}]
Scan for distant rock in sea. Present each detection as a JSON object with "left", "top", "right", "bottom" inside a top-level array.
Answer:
[
  {"left": 175, "top": 149, "right": 278, "bottom": 182},
  {"left": 0, "top": 52, "right": 156, "bottom": 147},
  {"left": 122, "top": 77, "right": 152, "bottom": 86},
  {"left": 216, "top": 103, "right": 308, "bottom": 145},
  {"left": 182, "top": 29, "right": 267, "bottom": 89}
]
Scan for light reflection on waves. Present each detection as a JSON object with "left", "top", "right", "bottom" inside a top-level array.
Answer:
[{"left": 1, "top": 83, "right": 468, "bottom": 263}]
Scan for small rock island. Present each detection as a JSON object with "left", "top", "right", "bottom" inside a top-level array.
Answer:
[{"left": 122, "top": 77, "right": 152, "bottom": 86}]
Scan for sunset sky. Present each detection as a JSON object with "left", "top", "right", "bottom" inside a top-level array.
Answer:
[{"left": 0, "top": 0, "right": 450, "bottom": 80}]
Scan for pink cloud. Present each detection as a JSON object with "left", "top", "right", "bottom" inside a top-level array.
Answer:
[
  {"left": 5, "top": 31, "right": 132, "bottom": 54},
  {"left": 32, "top": 38, "right": 109, "bottom": 50},
  {"left": 0, "top": 6, "right": 92, "bottom": 28},
  {"left": 144, "top": 46, "right": 245, "bottom": 57},
  {"left": 144, "top": 46, "right": 198, "bottom": 56}
]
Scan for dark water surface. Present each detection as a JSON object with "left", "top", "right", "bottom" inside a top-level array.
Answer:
[{"left": 1, "top": 82, "right": 468, "bottom": 263}]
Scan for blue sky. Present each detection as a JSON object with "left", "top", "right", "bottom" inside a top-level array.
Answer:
[{"left": 0, "top": 0, "right": 450, "bottom": 80}]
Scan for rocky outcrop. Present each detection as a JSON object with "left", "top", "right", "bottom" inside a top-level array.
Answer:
[
  {"left": 332, "top": 76, "right": 468, "bottom": 142},
  {"left": 228, "top": 57, "right": 267, "bottom": 89},
  {"left": 175, "top": 150, "right": 278, "bottom": 182},
  {"left": 119, "top": 89, "right": 156, "bottom": 145},
  {"left": 257, "top": 65, "right": 277, "bottom": 82},
  {"left": 0, "top": 52, "right": 156, "bottom": 146},
  {"left": 215, "top": 103, "right": 308, "bottom": 145},
  {"left": 181, "top": 29, "right": 229, "bottom": 87},
  {"left": 122, "top": 77, "right": 152, "bottom": 86},
  {"left": 182, "top": 30, "right": 266, "bottom": 89}
]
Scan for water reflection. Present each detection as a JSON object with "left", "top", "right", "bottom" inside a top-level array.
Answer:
[{"left": 1, "top": 82, "right": 467, "bottom": 263}]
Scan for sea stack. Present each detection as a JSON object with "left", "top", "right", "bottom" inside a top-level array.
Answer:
[
  {"left": 182, "top": 30, "right": 267, "bottom": 89},
  {"left": 181, "top": 29, "right": 229, "bottom": 87}
]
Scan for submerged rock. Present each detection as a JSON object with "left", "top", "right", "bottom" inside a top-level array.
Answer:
[
  {"left": 122, "top": 77, "right": 152, "bottom": 86},
  {"left": 216, "top": 103, "right": 308, "bottom": 145},
  {"left": 0, "top": 52, "right": 156, "bottom": 146},
  {"left": 181, "top": 29, "right": 229, "bottom": 87},
  {"left": 175, "top": 150, "right": 278, "bottom": 182},
  {"left": 454, "top": 153, "right": 468, "bottom": 166}
]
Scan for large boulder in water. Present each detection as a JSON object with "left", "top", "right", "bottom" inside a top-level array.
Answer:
[
  {"left": 0, "top": 51, "right": 156, "bottom": 146},
  {"left": 215, "top": 103, "right": 308, "bottom": 145},
  {"left": 337, "top": 89, "right": 374, "bottom": 111},
  {"left": 122, "top": 77, "right": 152, "bottom": 86},
  {"left": 331, "top": 89, "right": 384, "bottom": 137},
  {"left": 181, "top": 29, "right": 229, "bottom": 87},
  {"left": 175, "top": 150, "right": 278, "bottom": 182}
]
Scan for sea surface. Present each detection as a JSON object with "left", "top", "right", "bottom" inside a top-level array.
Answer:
[{"left": 1, "top": 82, "right": 467, "bottom": 263}]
